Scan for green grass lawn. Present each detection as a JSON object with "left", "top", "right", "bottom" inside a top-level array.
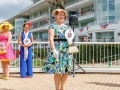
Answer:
[{"left": 11, "top": 58, "right": 47, "bottom": 67}]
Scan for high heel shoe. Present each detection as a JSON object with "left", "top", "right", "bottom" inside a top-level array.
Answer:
[
  {"left": 3, "top": 74, "right": 9, "bottom": 80},
  {"left": 0, "top": 75, "right": 4, "bottom": 79},
  {"left": 3, "top": 77, "right": 9, "bottom": 80}
]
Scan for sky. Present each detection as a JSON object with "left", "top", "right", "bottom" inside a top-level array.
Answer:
[{"left": 0, "top": 0, "right": 33, "bottom": 23}]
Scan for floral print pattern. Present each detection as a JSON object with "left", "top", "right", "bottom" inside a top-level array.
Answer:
[{"left": 42, "top": 24, "right": 72, "bottom": 74}]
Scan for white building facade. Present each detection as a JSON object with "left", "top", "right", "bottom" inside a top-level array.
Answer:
[{"left": 5, "top": 0, "right": 120, "bottom": 42}]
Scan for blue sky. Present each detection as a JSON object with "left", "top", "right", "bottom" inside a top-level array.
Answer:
[{"left": 0, "top": 0, "right": 33, "bottom": 23}]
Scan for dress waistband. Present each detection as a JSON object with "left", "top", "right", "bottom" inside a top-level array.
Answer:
[{"left": 54, "top": 39, "right": 67, "bottom": 41}]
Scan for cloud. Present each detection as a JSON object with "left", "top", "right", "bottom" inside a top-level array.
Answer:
[
  {"left": 11, "top": 0, "right": 19, "bottom": 5},
  {"left": 0, "top": 18, "right": 5, "bottom": 23},
  {"left": 0, "top": 0, "right": 33, "bottom": 23},
  {"left": 0, "top": 0, "right": 19, "bottom": 6}
]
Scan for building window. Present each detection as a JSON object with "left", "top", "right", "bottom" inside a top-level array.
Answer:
[
  {"left": 108, "top": 0, "right": 115, "bottom": 4},
  {"left": 40, "top": 32, "right": 48, "bottom": 41},
  {"left": 32, "top": 12, "right": 38, "bottom": 19},
  {"left": 96, "top": 0, "right": 101, "bottom": 6},
  {"left": 109, "top": 4, "right": 115, "bottom": 10},
  {"left": 109, "top": 16, "right": 115, "bottom": 20},
  {"left": 108, "top": 10, "right": 115, "bottom": 16},
  {"left": 102, "top": 0, "right": 107, "bottom": 4},
  {"left": 102, "top": 16, "right": 108, "bottom": 21},
  {"left": 40, "top": 8, "right": 48, "bottom": 15},
  {"left": 96, "top": 32, "right": 114, "bottom": 42},
  {"left": 33, "top": 32, "right": 38, "bottom": 40},
  {"left": 102, "top": 5, "right": 107, "bottom": 11}
]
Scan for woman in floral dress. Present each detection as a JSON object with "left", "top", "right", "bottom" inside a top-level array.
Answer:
[{"left": 43, "top": 9, "right": 73, "bottom": 90}]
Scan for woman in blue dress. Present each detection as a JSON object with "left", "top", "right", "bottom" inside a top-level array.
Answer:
[
  {"left": 18, "top": 23, "right": 33, "bottom": 78},
  {"left": 43, "top": 9, "right": 73, "bottom": 90}
]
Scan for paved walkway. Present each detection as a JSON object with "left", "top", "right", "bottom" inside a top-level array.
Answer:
[{"left": 0, "top": 73, "right": 120, "bottom": 90}]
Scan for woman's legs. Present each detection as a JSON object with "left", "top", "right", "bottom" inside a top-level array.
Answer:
[
  {"left": 60, "top": 74, "right": 68, "bottom": 90},
  {"left": 1, "top": 61, "right": 5, "bottom": 77},
  {"left": 4, "top": 61, "right": 10, "bottom": 79},
  {"left": 20, "top": 60, "right": 26, "bottom": 78},
  {"left": 54, "top": 74, "right": 61, "bottom": 90},
  {"left": 26, "top": 58, "right": 33, "bottom": 77}
]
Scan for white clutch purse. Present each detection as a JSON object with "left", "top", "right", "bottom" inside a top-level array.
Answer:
[
  {"left": 68, "top": 45, "right": 79, "bottom": 54},
  {"left": 0, "top": 42, "right": 6, "bottom": 54}
]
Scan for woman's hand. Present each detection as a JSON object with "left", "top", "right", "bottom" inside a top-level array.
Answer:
[
  {"left": 68, "top": 40, "right": 73, "bottom": 45},
  {"left": 0, "top": 46, "right": 6, "bottom": 51},
  {"left": 22, "top": 43, "right": 32, "bottom": 47},
  {"left": 52, "top": 49, "right": 59, "bottom": 58},
  {"left": 22, "top": 44, "right": 29, "bottom": 47},
  {"left": 28, "top": 43, "right": 33, "bottom": 47}
]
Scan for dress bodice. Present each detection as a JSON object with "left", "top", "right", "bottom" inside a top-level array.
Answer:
[
  {"left": 0, "top": 33, "right": 8, "bottom": 44},
  {"left": 49, "top": 24, "right": 71, "bottom": 39}
]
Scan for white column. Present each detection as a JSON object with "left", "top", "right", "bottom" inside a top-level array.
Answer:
[
  {"left": 79, "top": 8, "right": 81, "bottom": 12},
  {"left": 37, "top": 22, "right": 39, "bottom": 27},
  {"left": 62, "top": 1, "right": 64, "bottom": 6},
  {"left": 92, "top": 32, "right": 96, "bottom": 42},
  {"left": 76, "top": 36, "right": 79, "bottom": 42},
  {"left": 48, "top": 7, "right": 51, "bottom": 14},
  {"left": 32, "top": 15, "right": 33, "bottom": 19},
  {"left": 79, "top": 23, "right": 81, "bottom": 27},
  {"left": 38, "top": 32, "right": 40, "bottom": 38},
  {"left": 30, "top": 15, "right": 32, "bottom": 20},
  {"left": 48, "top": 7, "right": 51, "bottom": 24},
  {"left": 114, "top": 31, "right": 116, "bottom": 42},
  {"left": 79, "top": 8, "right": 81, "bottom": 16},
  {"left": 38, "top": 11, "right": 40, "bottom": 17}
]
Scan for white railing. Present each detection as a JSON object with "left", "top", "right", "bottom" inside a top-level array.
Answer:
[
  {"left": 75, "top": 42, "right": 120, "bottom": 68},
  {"left": 79, "top": 11, "right": 94, "bottom": 17},
  {"left": 79, "top": 39, "right": 114, "bottom": 42},
  {"left": 30, "top": 21, "right": 49, "bottom": 30},
  {"left": 40, "top": 12, "right": 48, "bottom": 16},
  {"left": 66, "top": 11, "right": 94, "bottom": 21},
  {"left": 3, "top": 42, "right": 120, "bottom": 73},
  {"left": 31, "top": 13, "right": 49, "bottom": 20}
]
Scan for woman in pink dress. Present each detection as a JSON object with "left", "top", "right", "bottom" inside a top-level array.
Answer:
[{"left": 0, "top": 22, "right": 16, "bottom": 80}]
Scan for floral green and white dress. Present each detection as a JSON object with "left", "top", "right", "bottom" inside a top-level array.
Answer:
[{"left": 42, "top": 24, "right": 72, "bottom": 74}]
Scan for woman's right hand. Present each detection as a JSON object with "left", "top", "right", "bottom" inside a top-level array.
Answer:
[
  {"left": 52, "top": 49, "right": 59, "bottom": 58},
  {"left": 22, "top": 44, "right": 29, "bottom": 47}
]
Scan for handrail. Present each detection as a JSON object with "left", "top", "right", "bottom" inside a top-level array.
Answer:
[{"left": 10, "top": 41, "right": 120, "bottom": 44}]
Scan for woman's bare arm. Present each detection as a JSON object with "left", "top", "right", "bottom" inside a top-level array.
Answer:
[
  {"left": 18, "top": 32, "right": 24, "bottom": 47},
  {"left": 48, "top": 28, "right": 54, "bottom": 50},
  {"left": 5, "top": 31, "right": 12, "bottom": 48}
]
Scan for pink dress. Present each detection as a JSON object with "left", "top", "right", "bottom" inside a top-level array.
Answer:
[{"left": 0, "top": 32, "right": 16, "bottom": 61}]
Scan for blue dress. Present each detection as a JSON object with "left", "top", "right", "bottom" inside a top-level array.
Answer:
[
  {"left": 20, "top": 32, "right": 33, "bottom": 77},
  {"left": 42, "top": 24, "right": 72, "bottom": 74}
]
